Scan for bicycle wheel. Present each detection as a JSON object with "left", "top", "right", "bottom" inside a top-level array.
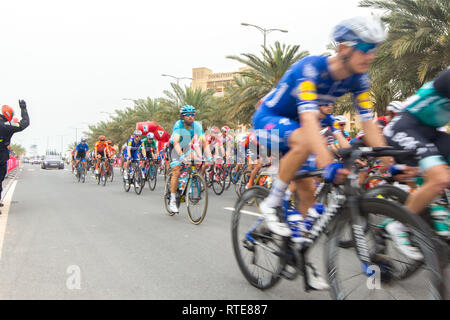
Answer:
[
  {"left": 81, "top": 165, "right": 86, "bottom": 183},
  {"left": 148, "top": 163, "right": 157, "bottom": 191},
  {"left": 76, "top": 165, "right": 81, "bottom": 182},
  {"left": 231, "top": 186, "right": 287, "bottom": 290},
  {"left": 362, "top": 175, "right": 390, "bottom": 190},
  {"left": 326, "top": 197, "right": 444, "bottom": 300},
  {"left": 109, "top": 163, "right": 114, "bottom": 182},
  {"left": 224, "top": 166, "right": 233, "bottom": 190},
  {"left": 101, "top": 163, "right": 107, "bottom": 186},
  {"left": 123, "top": 168, "right": 131, "bottom": 192},
  {"left": 163, "top": 172, "right": 177, "bottom": 216},
  {"left": 236, "top": 170, "right": 251, "bottom": 198},
  {"left": 134, "top": 165, "right": 144, "bottom": 195},
  {"left": 212, "top": 167, "right": 226, "bottom": 196},
  {"left": 186, "top": 173, "right": 208, "bottom": 225}
]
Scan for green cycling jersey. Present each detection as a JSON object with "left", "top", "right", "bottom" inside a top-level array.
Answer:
[
  {"left": 140, "top": 138, "right": 158, "bottom": 152},
  {"left": 404, "top": 81, "right": 450, "bottom": 128}
]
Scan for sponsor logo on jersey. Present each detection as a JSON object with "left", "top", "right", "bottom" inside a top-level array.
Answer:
[
  {"left": 356, "top": 91, "right": 373, "bottom": 110},
  {"left": 298, "top": 81, "right": 318, "bottom": 101}
]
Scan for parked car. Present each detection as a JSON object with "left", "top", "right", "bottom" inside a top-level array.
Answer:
[
  {"left": 32, "top": 159, "right": 41, "bottom": 165},
  {"left": 41, "top": 155, "right": 64, "bottom": 169}
]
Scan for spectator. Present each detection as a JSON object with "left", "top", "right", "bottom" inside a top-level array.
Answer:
[{"left": 0, "top": 101, "right": 30, "bottom": 207}]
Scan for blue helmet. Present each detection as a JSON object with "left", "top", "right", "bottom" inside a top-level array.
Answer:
[
  {"left": 180, "top": 105, "right": 196, "bottom": 115},
  {"left": 333, "top": 16, "right": 386, "bottom": 44}
]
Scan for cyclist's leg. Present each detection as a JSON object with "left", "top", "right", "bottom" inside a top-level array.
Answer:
[
  {"left": 247, "top": 158, "right": 262, "bottom": 188},
  {"left": 385, "top": 112, "right": 450, "bottom": 214},
  {"left": 169, "top": 157, "right": 181, "bottom": 212},
  {"left": 253, "top": 115, "right": 305, "bottom": 236}
]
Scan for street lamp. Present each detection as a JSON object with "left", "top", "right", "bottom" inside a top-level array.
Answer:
[
  {"left": 161, "top": 74, "right": 193, "bottom": 86},
  {"left": 241, "top": 22, "right": 288, "bottom": 47}
]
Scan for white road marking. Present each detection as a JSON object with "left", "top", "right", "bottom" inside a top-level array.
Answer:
[
  {"left": 0, "top": 180, "right": 18, "bottom": 260},
  {"left": 224, "top": 207, "right": 261, "bottom": 217}
]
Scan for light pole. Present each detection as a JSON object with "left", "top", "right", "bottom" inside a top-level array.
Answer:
[
  {"left": 241, "top": 22, "right": 288, "bottom": 47},
  {"left": 57, "top": 134, "right": 68, "bottom": 156},
  {"left": 161, "top": 74, "right": 192, "bottom": 86}
]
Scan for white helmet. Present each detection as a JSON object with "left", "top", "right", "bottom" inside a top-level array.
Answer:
[
  {"left": 335, "top": 115, "right": 348, "bottom": 123},
  {"left": 147, "top": 132, "right": 154, "bottom": 139},
  {"left": 333, "top": 16, "right": 387, "bottom": 44},
  {"left": 387, "top": 101, "right": 404, "bottom": 114},
  {"left": 133, "top": 130, "right": 142, "bottom": 136}
]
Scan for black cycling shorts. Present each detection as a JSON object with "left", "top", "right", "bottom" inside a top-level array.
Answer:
[{"left": 384, "top": 112, "right": 450, "bottom": 169}]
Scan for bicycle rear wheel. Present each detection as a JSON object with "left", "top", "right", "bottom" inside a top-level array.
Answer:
[
  {"left": 231, "top": 186, "right": 287, "bottom": 290},
  {"left": 186, "top": 174, "right": 208, "bottom": 225},
  {"left": 326, "top": 198, "right": 444, "bottom": 300}
]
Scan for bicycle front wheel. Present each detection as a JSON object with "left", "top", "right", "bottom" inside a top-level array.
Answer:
[
  {"left": 163, "top": 172, "right": 177, "bottom": 216},
  {"left": 231, "top": 186, "right": 287, "bottom": 290},
  {"left": 326, "top": 197, "right": 444, "bottom": 300},
  {"left": 212, "top": 167, "right": 226, "bottom": 196},
  {"left": 186, "top": 174, "right": 208, "bottom": 225},
  {"left": 148, "top": 163, "right": 157, "bottom": 191},
  {"left": 134, "top": 166, "right": 144, "bottom": 195}
]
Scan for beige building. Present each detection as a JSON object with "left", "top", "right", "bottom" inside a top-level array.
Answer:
[{"left": 192, "top": 67, "right": 249, "bottom": 97}]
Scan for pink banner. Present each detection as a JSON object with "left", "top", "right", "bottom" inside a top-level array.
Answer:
[{"left": 7, "top": 157, "right": 20, "bottom": 173}]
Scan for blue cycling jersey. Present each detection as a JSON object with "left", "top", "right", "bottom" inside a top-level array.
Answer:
[
  {"left": 170, "top": 120, "right": 204, "bottom": 148},
  {"left": 256, "top": 55, "right": 373, "bottom": 122},
  {"left": 76, "top": 142, "right": 89, "bottom": 152},
  {"left": 252, "top": 55, "right": 373, "bottom": 152},
  {"left": 127, "top": 138, "right": 142, "bottom": 151}
]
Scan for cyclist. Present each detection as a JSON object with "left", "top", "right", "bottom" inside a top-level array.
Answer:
[
  {"left": 74, "top": 137, "right": 89, "bottom": 172},
  {"left": 168, "top": 105, "right": 213, "bottom": 213},
  {"left": 124, "top": 131, "right": 143, "bottom": 179},
  {"left": 220, "top": 126, "right": 234, "bottom": 163},
  {"left": 141, "top": 132, "right": 158, "bottom": 161},
  {"left": 242, "top": 131, "right": 262, "bottom": 189},
  {"left": 0, "top": 101, "right": 29, "bottom": 206},
  {"left": 334, "top": 115, "right": 351, "bottom": 141},
  {"left": 252, "top": 16, "right": 389, "bottom": 289},
  {"left": 94, "top": 136, "right": 109, "bottom": 175},
  {"left": 383, "top": 67, "right": 450, "bottom": 257}
]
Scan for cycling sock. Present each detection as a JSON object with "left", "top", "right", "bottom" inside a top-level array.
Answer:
[
  {"left": 170, "top": 193, "right": 176, "bottom": 202},
  {"left": 264, "top": 178, "right": 289, "bottom": 208},
  {"left": 283, "top": 190, "right": 293, "bottom": 201}
]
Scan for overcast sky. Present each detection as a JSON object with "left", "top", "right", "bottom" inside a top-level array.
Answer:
[{"left": 0, "top": 0, "right": 374, "bottom": 155}]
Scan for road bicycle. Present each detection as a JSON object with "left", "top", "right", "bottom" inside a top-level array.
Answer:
[
  {"left": 231, "top": 146, "right": 444, "bottom": 300},
  {"left": 75, "top": 159, "right": 87, "bottom": 183},
  {"left": 164, "top": 160, "right": 208, "bottom": 225},
  {"left": 145, "top": 158, "right": 158, "bottom": 191}
]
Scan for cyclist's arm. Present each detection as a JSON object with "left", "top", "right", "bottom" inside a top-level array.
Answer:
[
  {"left": 333, "top": 131, "right": 351, "bottom": 148},
  {"left": 297, "top": 79, "right": 334, "bottom": 168}
]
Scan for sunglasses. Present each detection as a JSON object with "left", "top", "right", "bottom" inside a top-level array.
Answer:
[
  {"left": 354, "top": 42, "right": 377, "bottom": 54},
  {"left": 184, "top": 113, "right": 195, "bottom": 117}
]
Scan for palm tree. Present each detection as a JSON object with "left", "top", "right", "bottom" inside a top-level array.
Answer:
[
  {"left": 360, "top": 0, "right": 449, "bottom": 96},
  {"left": 224, "top": 41, "right": 309, "bottom": 125}
]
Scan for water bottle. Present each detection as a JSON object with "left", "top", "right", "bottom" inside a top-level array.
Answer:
[
  {"left": 430, "top": 204, "right": 449, "bottom": 238},
  {"left": 179, "top": 171, "right": 188, "bottom": 191}
]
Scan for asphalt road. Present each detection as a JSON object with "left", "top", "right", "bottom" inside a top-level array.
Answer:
[{"left": 0, "top": 164, "right": 447, "bottom": 300}]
